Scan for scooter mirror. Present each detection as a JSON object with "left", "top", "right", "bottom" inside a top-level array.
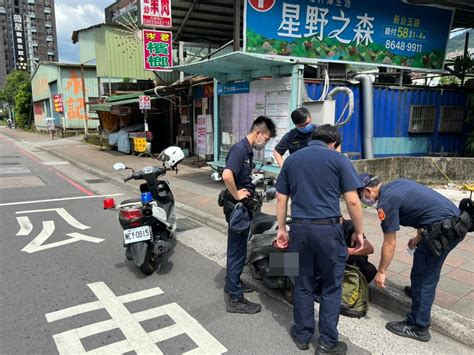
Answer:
[
  {"left": 265, "top": 186, "right": 277, "bottom": 201},
  {"left": 211, "top": 172, "right": 222, "bottom": 182},
  {"left": 263, "top": 157, "right": 275, "bottom": 165},
  {"left": 113, "top": 162, "right": 127, "bottom": 171}
]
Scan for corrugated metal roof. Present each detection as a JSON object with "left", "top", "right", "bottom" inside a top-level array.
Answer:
[{"left": 406, "top": 0, "right": 474, "bottom": 28}]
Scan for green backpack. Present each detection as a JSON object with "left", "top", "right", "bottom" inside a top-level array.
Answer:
[{"left": 340, "top": 264, "right": 369, "bottom": 318}]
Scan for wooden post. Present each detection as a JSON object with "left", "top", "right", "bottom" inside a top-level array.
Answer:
[{"left": 233, "top": 0, "right": 241, "bottom": 51}]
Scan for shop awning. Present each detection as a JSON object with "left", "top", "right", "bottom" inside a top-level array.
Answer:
[
  {"left": 90, "top": 93, "right": 158, "bottom": 112},
  {"left": 173, "top": 52, "right": 301, "bottom": 83}
]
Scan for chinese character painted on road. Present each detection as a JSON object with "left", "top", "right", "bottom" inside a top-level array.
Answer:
[
  {"left": 45, "top": 282, "right": 227, "bottom": 354},
  {"left": 328, "top": 10, "right": 351, "bottom": 44},
  {"left": 16, "top": 208, "right": 104, "bottom": 253},
  {"left": 353, "top": 13, "right": 374, "bottom": 46},
  {"left": 278, "top": 3, "right": 301, "bottom": 38},
  {"left": 305, "top": 6, "right": 329, "bottom": 40}
]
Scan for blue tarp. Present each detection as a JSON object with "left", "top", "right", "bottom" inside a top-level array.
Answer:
[{"left": 108, "top": 124, "right": 144, "bottom": 154}]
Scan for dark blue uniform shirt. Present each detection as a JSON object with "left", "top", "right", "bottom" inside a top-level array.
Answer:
[
  {"left": 276, "top": 140, "right": 361, "bottom": 219},
  {"left": 225, "top": 137, "right": 255, "bottom": 191},
  {"left": 377, "top": 179, "right": 460, "bottom": 233},
  {"left": 274, "top": 128, "right": 313, "bottom": 155}
]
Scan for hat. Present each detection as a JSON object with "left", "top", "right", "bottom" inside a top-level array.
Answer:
[
  {"left": 358, "top": 173, "right": 373, "bottom": 188},
  {"left": 357, "top": 173, "right": 376, "bottom": 198}
]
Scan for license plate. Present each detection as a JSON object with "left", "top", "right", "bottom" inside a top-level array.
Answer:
[{"left": 123, "top": 226, "right": 152, "bottom": 245}]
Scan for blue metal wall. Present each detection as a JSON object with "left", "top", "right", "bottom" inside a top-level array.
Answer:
[{"left": 306, "top": 83, "right": 466, "bottom": 158}]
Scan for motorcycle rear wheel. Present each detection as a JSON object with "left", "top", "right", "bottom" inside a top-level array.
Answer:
[{"left": 139, "top": 247, "right": 156, "bottom": 275}]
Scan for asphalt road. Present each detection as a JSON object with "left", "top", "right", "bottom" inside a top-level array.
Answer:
[{"left": 1, "top": 130, "right": 471, "bottom": 355}]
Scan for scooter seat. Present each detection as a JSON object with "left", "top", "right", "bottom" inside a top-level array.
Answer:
[
  {"left": 251, "top": 212, "right": 277, "bottom": 234},
  {"left": 119, "top": 198, "right": 142, "bottom": 206}
]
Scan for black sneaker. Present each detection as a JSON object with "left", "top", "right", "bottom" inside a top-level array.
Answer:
[
  {"left": 290, "top": 326, "right": 309, "bottom": 351},
  {"left": 404, "top": 286, "right": 412, "bottom": 298},
  {"left": 226, "top": 298, "right": 261, "bottom": 314},
  {"left": 224, "top": 280, "right": 256, "bottom": 293},
  {"left": 315, "top": 341, "right": 347, "bottom": 354},
  {"left": 385, "top": 320, "right": 431, "bottom": 342}
]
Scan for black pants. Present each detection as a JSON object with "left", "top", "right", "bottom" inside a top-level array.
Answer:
[{"left": 346, "top": 256, "right": 377, "bottom": 284}]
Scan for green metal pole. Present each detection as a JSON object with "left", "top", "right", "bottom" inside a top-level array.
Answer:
[{"left": 213, "top": 78, "right": 219, "bottom": 163}]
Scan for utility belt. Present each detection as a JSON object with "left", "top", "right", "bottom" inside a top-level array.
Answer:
[
  {"left": 422, "top": 211, "right": 472, "bottom": 257},
  {"left": 218, "top": 189, "right": 256, "bottom": 215},
  {"left": 292, "top": 217, "right": 341, "bottom": 225}
]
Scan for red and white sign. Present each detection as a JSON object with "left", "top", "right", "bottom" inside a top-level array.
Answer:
[
  {"left": 248, "top": 0, "right": 276, "bottom": 12},
  {"left": 139, "top": 95, "right": 151, "bottom": 110},
  {"left": 53, "top": 94, "right": 64, "bottom": 113},
  {"left": 196, "top": 115, "right": 207, "bottom": 154},
  {"left": 141, "top": 0, "right": 172, "bottom": 28}
]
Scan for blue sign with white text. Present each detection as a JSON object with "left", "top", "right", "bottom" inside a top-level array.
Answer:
[
  {"left": 217, "top": 82, "right": 250, "bottom": 95},
  {"left": 244, "top": 0, "right": 453, "bottom": 70}
]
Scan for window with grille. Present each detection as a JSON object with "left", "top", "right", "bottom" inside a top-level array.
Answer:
[
  {"left": 409, "top": 105, "right": 436, "bottom": 133},
  {"left": 439, "top": 106, "right": 465, "bottom": 133}
]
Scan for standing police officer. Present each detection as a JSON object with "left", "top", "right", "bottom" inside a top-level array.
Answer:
[
  {"left": 357, "top": 174, "right": 471, "bottom": 341},
  {"left": 222, "top": 116, "right": 276, "bottom": 314},
  {"left": 276, "top": 124, "right": 364, "bottom": 354},
  {"left": 273, "top": 107, "right": 315, "bottom": 167}
]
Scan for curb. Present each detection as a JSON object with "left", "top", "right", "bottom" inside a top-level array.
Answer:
[{"left": 26, "top": 137, "right": 474, "bottom": 348}]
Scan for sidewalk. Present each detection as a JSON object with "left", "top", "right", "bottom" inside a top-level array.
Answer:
[{"left": 2, "top": 128, "right": 473, "bottom": 345}]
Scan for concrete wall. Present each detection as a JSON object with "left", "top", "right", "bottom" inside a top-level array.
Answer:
[{"left": 353, "top": 157, "right": 474, "bottom": 184}]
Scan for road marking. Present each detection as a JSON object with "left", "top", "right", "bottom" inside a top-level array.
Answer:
[
  {"left": 0, "top": 193, "right": 123, "bottom": 207},
  {"left": 0, "top": 167, "right": 31, "bottom": 174},
  {"left": 55, "top": 171, "right": 94, "bottom": 196},
  {"left": 45, "top": 282, "right": 227, "bottom": 355},
  {"left": 16, "top": 216, "right": 33, "bottom": 236},
  {"left": 41, "top": 161, "right": 70, "bottom": 166},
  {"left": 16, "top": 208, "right": 90, "bottom": 230},
  {"left": 21, "top": 222, "right": 104, "bottom": 253}
]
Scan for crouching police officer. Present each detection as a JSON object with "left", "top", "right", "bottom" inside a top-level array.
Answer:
[
  {"left": 273, "top": 107, "right": 315, "bottom": 167},
  {"left": 276, "top": 124, "right": 364, "bottom": 354},
  {"left": 357, "top": 174, "right": 471, "bottom": 342},
  {"left": 221, "top": 116, "right": 276, "bottom": 314}
]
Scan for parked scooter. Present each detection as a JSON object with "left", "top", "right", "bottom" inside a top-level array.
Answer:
[
  {"left": 104, "top": 146, "right": 184, "bottom": 275},
  {"left": 245, "top": 162, "right": 294, "bottom": 302}
]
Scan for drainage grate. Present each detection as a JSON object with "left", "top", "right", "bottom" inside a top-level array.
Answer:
[
  {"left": 176, "top": 218, "right": 202, "bottom": 232},
  {"left": 0, "top": 162, "right": 20, "bottom": 165},
  {"left": 0, "top": 155, "right": 21, "bottom": 158},
  {"left": 85, "top": 178, "right": 106, "bottom": 184}
]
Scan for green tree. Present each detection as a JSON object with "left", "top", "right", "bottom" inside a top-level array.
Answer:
[
  {"left": 14, "top": 82, "right": 32, "bottom": 129},
  {"left": 0, "top": 70, "right": 31, "bottom": 103}
]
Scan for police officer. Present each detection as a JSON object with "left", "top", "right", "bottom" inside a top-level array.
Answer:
[
  {"left": 273, "top": 107, "right": 315, "bottom": 167},
  {"left": 222, "top": 116, "right": 276, "bottom": 314},
  {"left": 276, "top": 124, "right": 364, "bottom": 354},
  {"left": 357, "top": 174, "right": 471, "bottom": 341}
]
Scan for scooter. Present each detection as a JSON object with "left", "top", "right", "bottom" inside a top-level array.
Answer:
[
  {"left": 245, "top": 162, "right": 294, "bottom": 302},
  {"left": 104, "top": 146, "right": 184, "bottom": 275}
]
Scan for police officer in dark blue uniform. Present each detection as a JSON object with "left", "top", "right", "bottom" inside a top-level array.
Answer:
[
  {"left": 357, "top": 174, "right": 471, "bottom": 342},
  {"left": 273, "top": 107, "right": 315, "bottom": 167},
  {"left": 222, "top": 116, "right": 276, "bottom": 314},
  {"left": 275, "top": 124, "right": 364, "bottom": 354}
]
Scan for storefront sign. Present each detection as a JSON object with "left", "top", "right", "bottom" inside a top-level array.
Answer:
[
  {"left": 244, "top": 0, "right": 453, "bottom": 71},
  {"left": 218, "top": 82, "right": 250, "bottom": 95},
  {"left": 140, "top": 0, "right": 172, "bottom": 28},
  {"left": 139, "top": 95, "right": 151, "bottom": 110},
  {"left": 143, "top": 30, "right": 173, "bottom": 71},
  {"left": 53, "top": 94, "right": 64, "bottom": 113},
  {"left": 12, "top": 14, "right": 27, "bottom": 71},
  {"left": 196, "top": 115, "right": 207, "bottom": 154}
]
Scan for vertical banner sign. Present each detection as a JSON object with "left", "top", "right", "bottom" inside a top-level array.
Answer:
[
  {"left": 143, "top": 30, "right": 173, "bottom": 71},
  {"left": 53, "top": 94, "right": 64, "bottom": 113},
  {"left": 141, "top": 0, "right": 172, "bottom": 28},
  {"left": 196, "top": 115, "right": 207, "bottom": 155},
  {"left": 12, "top": 14, "right": 28, "bottom": 71},
  {"left": 139, "top": 95, "right": 151, "bottom": 110},
  {"left": 244, "top": 0, "right": 454, "bottom": 71}
]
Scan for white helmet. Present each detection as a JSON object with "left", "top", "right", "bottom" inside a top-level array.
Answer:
[{"left": 160, "top": 146, "right": 185, "bottom": 169}]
